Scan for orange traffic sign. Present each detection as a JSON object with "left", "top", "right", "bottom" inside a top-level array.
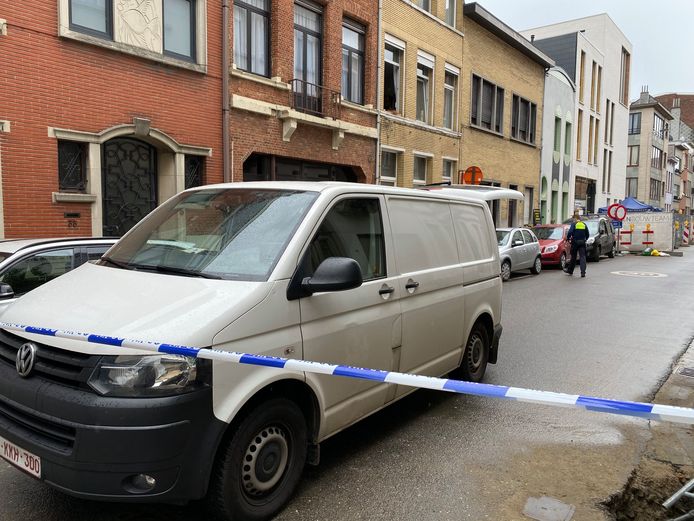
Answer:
[{"left": 462, "top": 166, "right": 484, "bottom": 185}]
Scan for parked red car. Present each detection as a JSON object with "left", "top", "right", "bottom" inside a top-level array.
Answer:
[{"left": 534, "top": 224, "right": 571, "bottom": 269}]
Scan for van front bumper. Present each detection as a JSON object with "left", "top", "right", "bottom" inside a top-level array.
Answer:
[{"left": 0, "top": 359, "right": 227, "bottom": 503}]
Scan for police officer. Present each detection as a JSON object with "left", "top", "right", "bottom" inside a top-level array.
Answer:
[{"left": 565, "top": 214, "right": 590, "bottom": 278}]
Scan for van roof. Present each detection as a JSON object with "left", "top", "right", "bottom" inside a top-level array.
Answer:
[{"left": 187, "top": 181, "right": 491, "bottom": 203}]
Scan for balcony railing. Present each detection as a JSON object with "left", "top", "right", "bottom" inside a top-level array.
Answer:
[{"left": 290, "top": 79, "right": 341, "bottom": 120}]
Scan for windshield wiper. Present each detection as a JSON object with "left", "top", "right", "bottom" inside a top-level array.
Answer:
[
  {"left": 100, "top": 256, "right": 134, "bottom": 270},
  {"left": 144, "top": 264, "right": 222, "bottom": 279}
]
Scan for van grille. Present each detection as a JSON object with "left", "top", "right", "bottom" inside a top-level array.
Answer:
[
  {"left": 0, "top": 397, "right": 76, "bottom": 452},
  {"left": 0, "top": 329, "right": 100, "bottom": 389}
]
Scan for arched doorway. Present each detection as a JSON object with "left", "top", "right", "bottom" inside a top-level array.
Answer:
[{"left": 102, "top": 138, "right": 157, "bottom": 236}]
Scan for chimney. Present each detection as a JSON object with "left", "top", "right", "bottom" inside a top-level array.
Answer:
[
  {"left": 639, "top": 86, "right": 649, "bottom": 103},
  {"left": 530, "top": 34, "right": 535, "bottom": 42}
]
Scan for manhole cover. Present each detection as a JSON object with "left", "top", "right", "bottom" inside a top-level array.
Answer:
[
  {"left": 611, "top": 271, "right": 668, "bottom": 278},
  {"left": 679, "top": 367, "right": 694, "bottom": 378}
]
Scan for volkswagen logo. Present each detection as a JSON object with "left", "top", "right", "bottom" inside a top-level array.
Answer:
[{"left": 16, "top": 343, "right": 37, "bottom": 378}]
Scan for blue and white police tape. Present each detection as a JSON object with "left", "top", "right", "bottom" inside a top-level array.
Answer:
[{"left": 2, "top": 320, "right": 694, "bottom": 425}]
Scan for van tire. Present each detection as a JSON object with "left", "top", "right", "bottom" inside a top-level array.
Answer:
[
  {"left": 500, "top": 260, "right": 511, "bottom": 281},
  {"left": 207, "top": 399, "right": 307, "bottom": 521},
  {"left": 453, "top": 323, "right": 489, "bottom": 383}
]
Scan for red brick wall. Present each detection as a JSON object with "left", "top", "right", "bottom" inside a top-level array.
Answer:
[
  {"left": 230, "top": 0, "right": 378, "bottom": 181},
  {"left": 0, "top": 2, "right": 224, "bottom": 238}
]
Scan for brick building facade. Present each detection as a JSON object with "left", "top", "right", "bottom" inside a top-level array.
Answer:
[
  {"left": 0, "top": 1, "right": 224, "bottom": 238},
  {"left": 230, "top": 0, "right": 378, "bottom": 183}
]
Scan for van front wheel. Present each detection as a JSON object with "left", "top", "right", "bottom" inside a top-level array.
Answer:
[
  {"left": 208, "top": 399, "right": 308, "bottom": 521},
  {"left": 453, "top": 324, "right": 489, "bottom": 383}
]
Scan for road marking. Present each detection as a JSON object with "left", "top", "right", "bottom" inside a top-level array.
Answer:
[{"left": 611, "top": 271, "right": 668, "bottom": 278}]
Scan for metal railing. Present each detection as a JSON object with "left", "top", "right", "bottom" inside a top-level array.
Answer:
[{"left": 290, "top": 79, "right": 341, "bottom": 119}]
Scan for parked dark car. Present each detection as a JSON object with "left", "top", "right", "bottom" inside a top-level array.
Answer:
[
  {"left": 534, "top": 224, "right": 571, "bottom": 269},
  {"left": 563, "top": 216, "right": 617, "bottom": 261}
]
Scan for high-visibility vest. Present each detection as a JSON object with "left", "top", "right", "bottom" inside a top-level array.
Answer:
[{"left": 575, "top": 221, "right": 587, "bottom": 230}]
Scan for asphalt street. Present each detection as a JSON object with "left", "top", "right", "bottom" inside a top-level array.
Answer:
[{"left": 2, "top": 252, "right": 694, "bottom": 520}]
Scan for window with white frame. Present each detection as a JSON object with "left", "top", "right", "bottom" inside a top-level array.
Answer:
[
  {"left": 413, "top": 155, "right": 428, "bottom": 184},
  {"left": 416, "top": 53, "right": 434, "bottom": 124},
  {"left": 383, "top": 41, "right": 403, "bottom": 112},
  {"left": 444, "top": 0, "right": 455, "bottom": 26},
  {"left": 511, "top": 94, "right": 537, "bottom": 144},
  {"left": 471, "top": 74, "right": 504, "bottom": 133},
  {"left": 234, "top": 0, "right": 270, "bottom": 76},
  {"left": 413, "top": 0, "right": 430, "bottom": 12},
  {"left": 380, "top": 151, "right": 397, "bottom": 186},
  {"left": 443, "top": 67, "right": 458, "bottom": 130},
  {"left": 442, "top": 160, "right": 456, "bottom": 183}
]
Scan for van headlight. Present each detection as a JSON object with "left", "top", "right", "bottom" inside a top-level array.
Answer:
[{"left": 88, "top": 355, "right": 198, "bottom": 397}]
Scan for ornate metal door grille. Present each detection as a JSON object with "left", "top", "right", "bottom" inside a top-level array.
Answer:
[{"left": 102, "top": 138, "right": 157, "bottom": 237}]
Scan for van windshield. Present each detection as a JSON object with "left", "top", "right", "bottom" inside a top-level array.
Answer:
[{"left": 102, "top": 188, "right": 319, "bottom": 281}]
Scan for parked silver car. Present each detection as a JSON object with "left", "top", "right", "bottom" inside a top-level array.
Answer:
[
  {"left": 496, "top": 227, "right": 542, "bottom": 281},
  {"left": 0, "top": 237, "right": 117, "bottom": 309}
]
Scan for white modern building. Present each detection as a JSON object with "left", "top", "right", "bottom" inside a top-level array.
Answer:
[
  {"left": 522, "top": 14, "right": 633, "bottom": 215},
  {"left": 538, "top": 67, "right": 576, "bottom": 223}
]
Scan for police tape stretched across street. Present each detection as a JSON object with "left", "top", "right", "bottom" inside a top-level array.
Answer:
[{"left": 2, "top": 320, "right": 693, "bottom": 425}]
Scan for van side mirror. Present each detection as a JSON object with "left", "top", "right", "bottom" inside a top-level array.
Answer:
[
  {"left": 301, "top": 257, "right": 362, "bottom": 295},
  {"left": 0, "top": 283, "right": 15, "bottom": 300}
]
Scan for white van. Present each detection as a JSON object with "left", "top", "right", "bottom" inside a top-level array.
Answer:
[{"left": 0, "top": 182, "right": 502, "bottom": 520}]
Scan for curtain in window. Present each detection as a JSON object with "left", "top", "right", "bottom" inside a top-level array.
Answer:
[
  {"left": 481, "top": 81, "right": 493, "bottom": 129},
  {"left": 234, "top": 6, "right": 248, "bottom": 69},
  {"left": 164, "top": 0, "right": 192, "bottom": 57},
  {"left": 250, "top": 11, "right": 267, "bottom": 74},
  {"left": 350, "top": 52, "right": 362, "bottom": 103},
  {"left": 72, "top": 0, "right": 108, "bottom": 33}
]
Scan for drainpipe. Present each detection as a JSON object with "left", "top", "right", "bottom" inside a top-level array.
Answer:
[
  {"left": 374, "top": 0, "right": 383, "bottom": 185},
  {"left": 222, "top": 0, "right": 231, "bottom": 183}
]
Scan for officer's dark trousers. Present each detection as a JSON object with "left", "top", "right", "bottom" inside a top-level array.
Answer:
[{"left": 566, "top": 241, "right": 587, "bottom": 275}]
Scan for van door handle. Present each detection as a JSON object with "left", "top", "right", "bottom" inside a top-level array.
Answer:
[
  {"left": 379, "top": 285, "right": 395, "bottom": 296},
  {"left": 405, "top": 280, "right": 420, "bottom": 293}
]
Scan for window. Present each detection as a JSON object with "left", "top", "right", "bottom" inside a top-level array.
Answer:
[
  {"left": 607, "top": 150, "right": 613, "bottom": 192},
  {"left": 553, "top": 117, "right": 562, "bottom": 153},
  {"left": 444, "top": 0, "right": 455, "bottom": 26},
  {"left": 626, "top": 178, "right": 638, "bottom": 197},
  {"left": 610, "top": 102, "right": 615, "bottom": 144},
  {"left": 579, "top": 50, "right": 586, "bottom": 104},
  {"left": 651, "top": 146, "right": 663, "bottom": 169},
  {"left": 416, "top": 60, "right": 432, "bottom": 123},
  {"left": 521, "top": 229, "right": 535, "bottom": 244},
  {"left": 443, "top": 70, "right": 458, "bottom": 130},
  {"left": 620, "top": 48, "right": 631, "bottom": 105},
  {"left": 594, "top": 119, "right": 600, "bottom": 166},
  {"left": 442, "top": 160, "right": 456, "bottom": 183},
  {"left": 628, "top": 145, "right": 639, "bottom": 166},
  {"left": 471, "top": 75, "right": 504, "bottom": 133},
  {"left": 164, "top": 0, "right": 195, "bottom": 60},
  {"left": 650, "top": 178, "right": 661, "bottom": 200},
  {"left": 564, "top": 122, "right": 572, "bottom": 160},
  {"left": 596, "top": 66, "right": 602, "bottom": 113},
  {"left": 234, "top": 0, "right": 270, "bottom": 76},
  {"left": 69, "top": 0, "right": 112, "bottom": 37},
  {"left": 381, "top": 151, "right": 397, "bottom": 186},
  {"left": 628, "top": 112, "right": 641, "bottom": 134},
  {"left": 604, "top": 99, "right": 611, "bottom": 142},
  {"left": 0, "top": 249, "right": 75, "bottom": 296},
  {"left": 414, "top": 155, "right": 428, "bottom": 184},
  {"left": 341, "top": 20, "right": 365, "bottom": 104},
  {"left": 590, "top": 61, "right": 597, "bottom": 110},
  {"left": 294, "top": 2, "right": 322, "bottom": 90},
  {"left": 588, "top": 116, "right": 594, "bottom": 164},
  {"left": 306, "top": 199, "right": 386, "bottom": 281},
  {"left": 383, "top": 43, "right": 402, "bottom": 112},
  {"left": 511, "top": 95, "right": 537, "bottom": 144},
  {"left": 413, "top": 0, "right": 430, "bottom": 11},
  {"left": 654, "top": 114, "right": 666, "bottom": 140},
  {"left": 576, "top": 110, "right": 583, "bottom": 161},
  {"left": 58, "top": 141, "right": 87, "bottom": 193},
  {"left": 184, "top": 155, "right": 204, "bottom": 189}
]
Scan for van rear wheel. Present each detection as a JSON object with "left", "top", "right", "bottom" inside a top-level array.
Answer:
[
  {"left": 452, "top": 323, "right": 489, "bottom": 383},
  {"left": 207, "top": 399, "right": 307, "bottom": 521}
]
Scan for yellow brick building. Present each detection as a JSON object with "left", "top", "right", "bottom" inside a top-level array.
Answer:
[
  {"left": 378, "top": 0, "right": 464, "bottom": 188},
  {"left": 461, "top": 3, "right": 554, "bottom": 226}
]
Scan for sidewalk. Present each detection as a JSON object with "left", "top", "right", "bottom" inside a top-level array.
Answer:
[{"left": 607, "top": 338, "right": 694, "bottom": 520}]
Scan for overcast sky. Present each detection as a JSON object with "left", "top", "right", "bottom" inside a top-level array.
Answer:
[{"left": 476, "top": 0, "right": 694, "bottom": 100}]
